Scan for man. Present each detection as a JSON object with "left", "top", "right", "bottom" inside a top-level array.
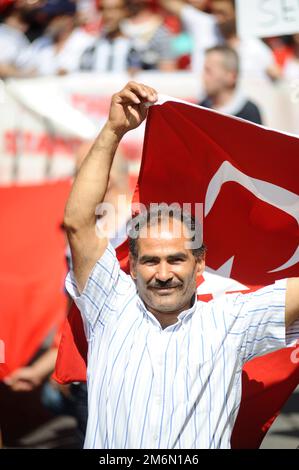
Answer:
[
  {"left": 79, "top": 0, "right": 131, "bottom": 72},
  {"left": 159, "top": 0, "right": 219, "bottom": 72},
  {"left": 200, "top": 45, "right": 263, "bottom": 124},
  {"left": 18, "top": 0, "right": 94, "bottom": 76},
  {"left": 160, "top": 0, "right": 280, "bottom": 81},
  {"left": 0, "top": 1, "right": 31, "bottom": 78},
  {"left": 64, "top": 81, "right": 299, "bottom": 448},
  {"left": 121, "top": 0, "right": 176, "bottom": 72},
  {"left": 210, "top": 0, "right": 280, "bottom": 82}
]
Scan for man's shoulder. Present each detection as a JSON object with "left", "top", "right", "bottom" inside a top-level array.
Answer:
[
  {"left": 240, "top": 99, "right": 261, "bottom": 114},
  {"left": 236, "top": 99, "right": 263, "bottom": 125}
]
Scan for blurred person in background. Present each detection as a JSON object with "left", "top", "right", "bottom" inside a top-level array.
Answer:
[
  {"left": 120, "top": 0, "right": 176, "bottom": 71},
  {"left": 76, "top": 0, "right": 100, "bottom": 30},
  {"left": 264, "top": 35, "right": 295, "bottom": 75},
  {"left": 18, "top": 0, "right": 94, "bottom": 76},
  {"left": 3, "top": 258, "right": 88, "bottom": 447},
  {"left": 3, "top": 319, "right": 88, "bottom": 447},
  {"left": 159, "top": 0, "right": 219, "bottom": 72},
  {"left": 14, "top": 0, "right": 49, "bottom": 41},
  {"left": 0, "top": 1, "right": 32, "bottom": 77},
  {"left": 200, "top": 45, "right": 263, "bottom": 124},
  {"left": 283, "top": 34, "right": 299, "bottom": 81},
  {"left": 210, "top": 0, "right": 280, "bottom": 82},
  {"left": 79, "top": 0, "right": 131, "bottom": 73},
  {"left": 4, "top": 348, "right": 59, "bottom": 393}
]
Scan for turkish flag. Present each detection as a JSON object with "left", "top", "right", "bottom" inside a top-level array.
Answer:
[{"left": 54, "top": 98, "right": 299, "bottom": 448}]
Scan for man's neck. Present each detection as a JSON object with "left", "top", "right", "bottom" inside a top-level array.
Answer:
[
  {"left": 227, "top": 36, "right": 240, "bottom": 48},
  {"left": 145, "top": 297, "right": 195, "bottom": 329},
  {"left": 151, "top": 311, "right": 180, "bottom": 329},
  {"left": 209, "top": 88, "right": 235, "bottom": 109},
  {"left": 106, "top": 29, "right": 123, "bottom": 40},
  {"left": 5, "top": 16, "right": 26, "bottom": 33}
]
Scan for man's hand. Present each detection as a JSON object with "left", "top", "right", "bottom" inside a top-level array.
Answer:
[
  {"left": 4, "top": 367, "right": 43, "bottom": 392},
  {"left": 3, "top": 348, "right": 57, "bottom": 392},
  {"left": 107, "top": 81, "right": 158, "bottom": 138}
]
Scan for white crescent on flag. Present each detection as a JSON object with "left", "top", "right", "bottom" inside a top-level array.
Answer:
[{"left": 205, "top": 160, "right": 299, "bottom": 273}]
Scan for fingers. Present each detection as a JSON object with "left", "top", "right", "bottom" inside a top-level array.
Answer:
[
  {"left": 3, "top": 369, "right": 22, "bottom": 385},
  {"left": 116, "top": 81, "right": 158, "bottom": 105},
  {"left": 3, "top": 376, "right": 12, "bottom": 385}
]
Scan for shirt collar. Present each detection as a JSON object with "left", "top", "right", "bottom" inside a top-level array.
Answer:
[{"left": 137, "top": 292, "right": 198, "bottom": 328}]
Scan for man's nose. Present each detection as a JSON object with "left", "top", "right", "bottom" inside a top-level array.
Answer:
[{"left": 155, "top": 262, "right": 173, "bottom": 282}]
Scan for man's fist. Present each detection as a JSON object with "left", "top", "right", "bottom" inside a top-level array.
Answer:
[{"left": 107, "top": 81, "right": 158, "bottom": 137}]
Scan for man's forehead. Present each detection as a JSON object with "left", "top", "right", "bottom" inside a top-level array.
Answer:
[
  {"left": 137, "top": 225, "right": 191, "bottom": 255},
  {"left": 139, "top": 218, "right": 190, "bottom": 239}
]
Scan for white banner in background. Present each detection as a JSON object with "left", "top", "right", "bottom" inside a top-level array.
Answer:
[
  {"left": 236, "top": 0, "right": 299, "bottom": 38},
  {"left": 0, "top": 72, "right": 298, "bottom": 186}
]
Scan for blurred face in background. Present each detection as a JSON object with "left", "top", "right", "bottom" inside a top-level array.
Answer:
[
  {"left": 101, "top": 0, "right": 128, "bottom": 33},
  {"left": 45, "top": 14, "right": 75, "bottom": 41},
  {"left": 187, "top": 0, "right": 210, "bottom": 11},
  {"left": 210, "top": 0, "right": 236, "bottom": 38},
  {"left": 203, "top": 50, "right": 236, "bottom": 97}
]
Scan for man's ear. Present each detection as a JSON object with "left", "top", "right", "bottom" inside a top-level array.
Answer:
[
  {"left": 129, "top": 253, "right": 137, "bottom": 280},
  {"left": 196, "top": 258, "right": 205, "bottom": 280}
]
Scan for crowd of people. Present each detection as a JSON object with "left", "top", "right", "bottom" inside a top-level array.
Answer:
[{"left": 0, "top": 0, "right": 298, "bottom": 80}]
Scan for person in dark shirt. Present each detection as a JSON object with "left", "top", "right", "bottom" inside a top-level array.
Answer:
[{"left": 199, "top": 45, "right": 263, "bottom": 124}]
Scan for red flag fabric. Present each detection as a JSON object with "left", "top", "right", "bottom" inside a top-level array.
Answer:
[
  {"left": 54, "top": 99, "right": 299, "bottom": 447},
  {"left": 0, "top": 180, "right": 71, "bottom": 380}
]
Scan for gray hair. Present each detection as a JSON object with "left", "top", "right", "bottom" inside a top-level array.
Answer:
[
  {"left": 206, "top": 45, "right": 239, "bottom": 76},
  {"left": 127, "top": 204, "right": 206, "bottom": 261}
]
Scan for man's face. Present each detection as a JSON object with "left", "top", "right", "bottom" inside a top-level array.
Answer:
[
  {"left": 210, "top": 0, "right": 235, "bottom": 25},
  {"left": 101, "top": 0, "right": 128, "bottom": 33},
  {"left": 46, "top": 15, "right": 74, "bottom": 40},
  {"left": 210, "top": 0, "right": 236, "bottom": 38},
  {"left": 203, "top": 51, "right": 235, "bottom": 97},
  {"left": 130, "top": 218, "right": 205, "bottom": 317},
  {"left": 186, "top": 0, "right": 210, "bottom": 11}
]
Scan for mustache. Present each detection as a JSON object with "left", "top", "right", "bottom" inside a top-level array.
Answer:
[{"left": 148, "top": 280, "right": 183, "bottom": 289}]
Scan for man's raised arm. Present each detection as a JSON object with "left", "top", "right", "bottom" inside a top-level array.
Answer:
[
  {"left": 63, "top": 81, "right": 157, "bottom": 293},
  {"left": 159, "top": 0, "right": 185, "bottom": 16}
]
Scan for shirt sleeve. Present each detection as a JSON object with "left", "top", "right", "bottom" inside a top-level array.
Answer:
[
  {"left": 65, "top": 242, "right": 129, "bottom": 331},
  {"left": 155, "top": 26, "right": 175, "bottom": 61},
  {"left": 227, "top": 279, "right": 299, "bottom": 363}
]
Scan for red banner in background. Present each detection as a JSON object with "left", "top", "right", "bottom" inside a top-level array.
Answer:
[{"left": 0, "top": 179, "right": 71, "bottom": 380}]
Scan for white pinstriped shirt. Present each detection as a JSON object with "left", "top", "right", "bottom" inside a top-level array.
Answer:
[{"left": 66, "top": 243, "right": 299, "bottom": 449}]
